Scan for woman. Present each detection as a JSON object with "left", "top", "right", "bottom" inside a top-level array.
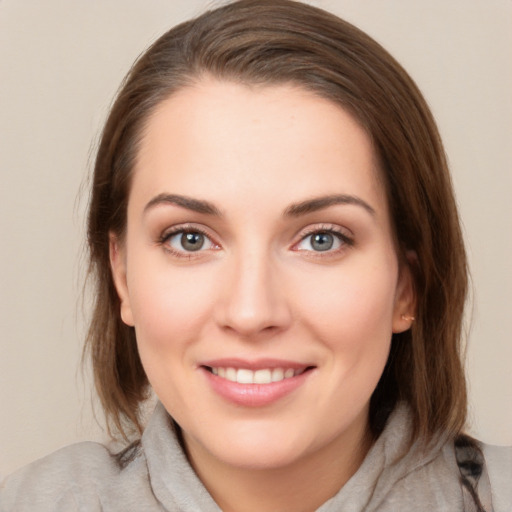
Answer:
[{"left": 1, "top": 1, "right": 510, "bottom": 511}]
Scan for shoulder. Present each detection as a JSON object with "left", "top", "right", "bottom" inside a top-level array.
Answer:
[
  {"left": 481, "top": 442, "right": 512, "bottom": 512},
  {"left": 0, "top": 440, "right": 147, "bottom": 512},
  {"left": 453, "top": 434, "right": 512, "bottom": 512}
]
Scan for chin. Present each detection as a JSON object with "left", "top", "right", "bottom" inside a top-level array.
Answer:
[
  {"left": 184, "top": 417, "right": 326, "bottom": 471},
  {"left": 214, "top": 440, "right": 310, "bottom": 471}
]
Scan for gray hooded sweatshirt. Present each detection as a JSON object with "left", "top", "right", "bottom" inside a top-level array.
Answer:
[{"left": 1, "top": 402, "right": 510, "bottom": 511}]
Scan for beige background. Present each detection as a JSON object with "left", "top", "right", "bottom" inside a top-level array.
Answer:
[{"left": 1, "top": 0, "right": 511, "bottom": 478}]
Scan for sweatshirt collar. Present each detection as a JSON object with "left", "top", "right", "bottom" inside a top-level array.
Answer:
[{"left": 142, "top": 402, "right": 448, "bottom": 512}]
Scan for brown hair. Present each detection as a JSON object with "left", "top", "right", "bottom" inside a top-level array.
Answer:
[{"left": 85, "top": 0, "right": 468, "bottom": 443}]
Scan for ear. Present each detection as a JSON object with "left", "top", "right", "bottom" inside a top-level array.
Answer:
[
  {"left": 392, "top": 251, "right": 417, "bottom": 333},
  {"left": 109, "top": 233, "right": 134, "bottom": 327}
]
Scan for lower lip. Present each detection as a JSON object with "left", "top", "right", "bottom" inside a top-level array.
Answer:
[{"left": 201, "top": 368, "right": 313, "bottom": 407}]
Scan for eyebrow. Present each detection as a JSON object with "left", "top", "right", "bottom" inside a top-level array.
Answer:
[
  {"left": 143, "top": 192, "right": 375, "bottom": 218},
  {"left": 143, "top": 193, "right": 222, "bottom": 216},
  {"left": 284, "top": 194, "right": 375, "bottom": 217}
]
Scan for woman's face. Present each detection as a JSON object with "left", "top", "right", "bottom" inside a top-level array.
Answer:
[{"left": 111, "top": 79, "right": 414, "bottom": 471}]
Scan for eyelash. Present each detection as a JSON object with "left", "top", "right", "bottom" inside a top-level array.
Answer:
[
  {"left": 157, "top": 223, "right": 354, "bottom": 259},
  {"left": 293, "top": 225, "right": 354, "bottom": 256},
  {"left": 158, "top": 224, "right": 218, "bottom": 259}
]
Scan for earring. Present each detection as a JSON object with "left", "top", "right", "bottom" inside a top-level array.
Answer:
[{"left": 401, "top": 314, "right": 415, "bottom": 322}]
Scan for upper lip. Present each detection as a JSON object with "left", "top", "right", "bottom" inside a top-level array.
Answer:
[{"left": 199, "top": 358, "right": 315, "bottom": 371}]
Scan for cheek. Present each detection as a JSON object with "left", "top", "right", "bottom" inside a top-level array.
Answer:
[
  {"left": 296, "top": 260, "right": 398, "bottom": 418},
  {"left": 126, "top": 261, "right": 220, "bottom": 408},
  {"left": 297, "top": 258, "right": 398, "bottom": 357},
  {"left": 127, "top": 261, "right": 218, "bottom": 351},
  {"left": 306, "top": 262, "right": 398, "bottom": 322}
]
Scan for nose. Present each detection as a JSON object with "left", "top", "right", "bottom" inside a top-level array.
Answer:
[{"left": 214, "top": 250, "right": 292, "bottom": 339}]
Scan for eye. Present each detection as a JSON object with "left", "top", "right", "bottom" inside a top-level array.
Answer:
[
  {"left": 295, "top": 229, "right": 352, "bottom": 253},
  {"left": 163, "top": 229, "right": 216, "bottom": 254}
]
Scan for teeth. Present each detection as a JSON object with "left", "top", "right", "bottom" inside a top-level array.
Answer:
[
  {"left": 271, "top": 368, "right": 284, "bottom": 382},
  {"left": 254, "top": 369, "right": 271, "bottom": 384},
  {"left": 226, "top": 367, "right": 237, "bottom": 381},
  {"left": 284, "top": 368, "right": 295, "bottom": 379},
  {"left": 210, "top": 366, "right": 304, "bottom": 384},
  {"left": 237, "top": 369, "right": 253, "bottom": 384}
]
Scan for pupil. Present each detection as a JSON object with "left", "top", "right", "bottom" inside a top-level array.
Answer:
[
  {"left": 181, "top": 232, "right": 204, "bottom": 251},
  {"left": 312, "top": 232, "right": 333, "bottom": 251}
]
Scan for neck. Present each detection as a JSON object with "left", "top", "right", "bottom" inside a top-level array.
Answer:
[{"left": 184, "top": 421, "right": 373, "bottom": 512}]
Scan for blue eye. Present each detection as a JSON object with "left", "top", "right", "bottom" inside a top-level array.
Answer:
[
  {"left": 296, "top": 231, "right": 346, "bottom": 252},
  {"left": 165, "top": 230, "right": 215, "bottom": 253}
]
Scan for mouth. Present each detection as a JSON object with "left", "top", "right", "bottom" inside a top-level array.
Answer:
[
  {"left": 200, "top": 361, "right": 316, "bottom": 407},
  {"left": 203, "top": 366, "right": 313, "bottom": 384}
]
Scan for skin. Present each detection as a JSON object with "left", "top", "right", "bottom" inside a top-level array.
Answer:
[{"left": 110, "top": 79, "right": 415, "bottom": 512}]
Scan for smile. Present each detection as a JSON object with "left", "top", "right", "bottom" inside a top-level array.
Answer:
[
  {"left": 201, "top": 361, "right": 315, "bottom": 407},
  {"left": 208, "top": 367, "right": 306, "bottom": 384}
]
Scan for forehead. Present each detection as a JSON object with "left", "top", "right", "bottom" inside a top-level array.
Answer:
[{"left": 131, "top": 79, "right": 387, "bottom": 216}]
